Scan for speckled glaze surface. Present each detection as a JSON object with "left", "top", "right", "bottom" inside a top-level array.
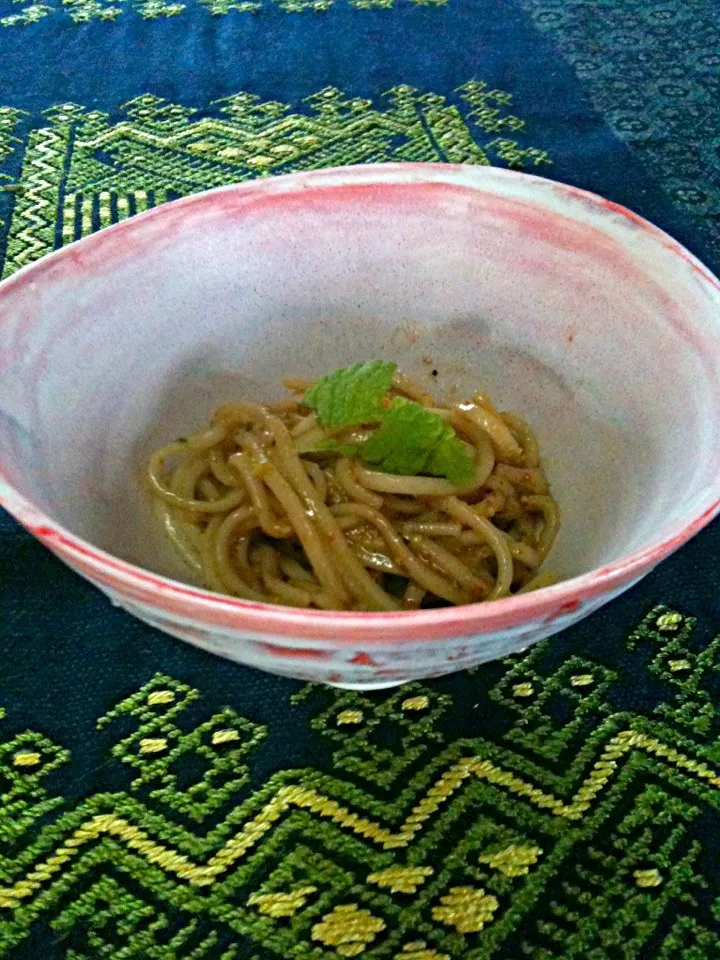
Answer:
[{"left": 0, "top": 163, "right": 719, "bottom": 688}]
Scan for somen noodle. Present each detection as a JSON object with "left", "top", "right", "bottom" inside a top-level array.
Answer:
[{"left": 146, "top": 369, "right": 560, "bottom": 611}]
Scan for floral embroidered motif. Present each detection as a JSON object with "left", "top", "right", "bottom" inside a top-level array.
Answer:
[{"left": 0, "top": 0, "right": 447, "bottom": 27}]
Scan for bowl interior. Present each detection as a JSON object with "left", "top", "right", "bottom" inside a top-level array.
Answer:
[{"left": 1, "top": 165, "right": 719, "bottom": 592}]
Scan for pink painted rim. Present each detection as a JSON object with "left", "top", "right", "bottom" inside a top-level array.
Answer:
[{"left": 1, "top": 163, "right": 719, "bottom": 645}]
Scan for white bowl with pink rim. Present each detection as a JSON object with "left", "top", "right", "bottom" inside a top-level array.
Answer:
[{"left": 0, "top": 163, "right": 719, "bottom": 689}]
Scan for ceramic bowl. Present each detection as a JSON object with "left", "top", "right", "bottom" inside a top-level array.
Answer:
[{"left": 1, "top": 163, "right": 719, "bottom": 688}]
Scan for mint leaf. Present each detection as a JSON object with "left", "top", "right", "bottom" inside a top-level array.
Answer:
[
  {"left": 362, "top": 398, "right": 444, "bottom": 475},
  {"left": 300, "top": 362, "right": 474, "bottom": 484},
  {"left": 304, "top": 360, "right": 396, "bottom": 428},
  {"left": 425, "top": 429, "right": 475, "bottom": 485},
  {"left": 361, "top": 398, "right": 475, "bottom": 485}
]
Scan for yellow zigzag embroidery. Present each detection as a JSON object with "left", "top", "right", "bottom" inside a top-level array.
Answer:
[
  {"left": 0, "top": 729, "right": 717, "bottom": 909},
  {"left": 0, "top": 609, "right": 719, "bottom": 955}
]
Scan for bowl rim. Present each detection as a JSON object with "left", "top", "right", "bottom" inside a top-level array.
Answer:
[{"left": 1, "top": 161, "right": 720, "bottom": 644}]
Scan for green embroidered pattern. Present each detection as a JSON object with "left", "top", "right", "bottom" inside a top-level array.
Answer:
[
  {"left": 0, "top": 83, "right": 550, "bottom": 279},
  {"left": 0, "top": 108, "right": 23, "bottom": 237},
  {"left": 0, "top": 0, "right": 446, "bottom": 27},
  {"left": 0, "top": 607, "right": 719, "bottom": 958}
]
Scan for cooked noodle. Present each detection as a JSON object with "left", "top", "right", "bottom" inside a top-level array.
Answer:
[{"left": 146, "top": 370, "right": 560, "bottom": 610}]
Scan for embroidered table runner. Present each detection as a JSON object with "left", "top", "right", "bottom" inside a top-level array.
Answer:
[{"left": 1, "top": 1, "right": 720, "bottom": 956}]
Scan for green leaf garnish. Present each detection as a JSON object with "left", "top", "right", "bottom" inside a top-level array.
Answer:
[
  {"left": 361, "top": 397, "right": 475, "bottom": 485},
  {"left": 425, "top": 427, "right": 476, "bottom": 486},
  {"left": 302, "top": 362, "right": 475, "bottom": 485},
  {"left": 304, "top": 360, "right": 396, "bottom": 428}
]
